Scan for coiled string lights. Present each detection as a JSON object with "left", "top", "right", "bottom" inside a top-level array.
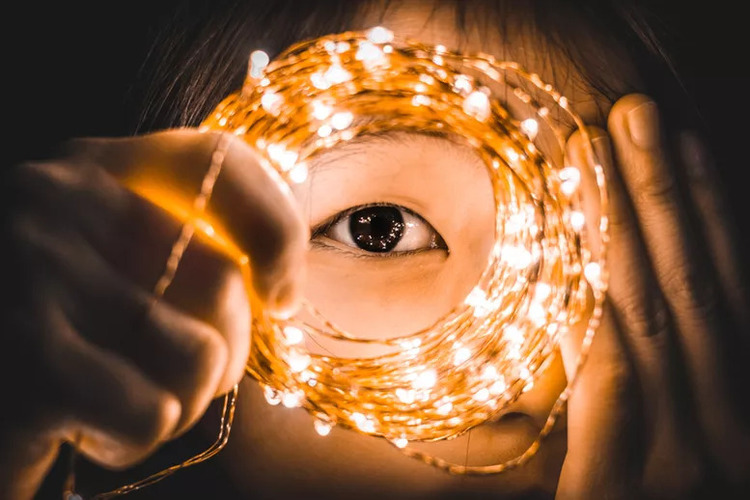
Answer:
[{"left": 70, "top": 26, "right": 609, "bottom": 497}]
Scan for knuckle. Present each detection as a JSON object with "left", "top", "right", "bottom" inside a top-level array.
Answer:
[
  {"left": 8, "top": 161, "right": 79, "bottom": 198},
  {"left": 607, "top": 206, "right": 638, "bottom": 240},
  {"left": 659, "top": 263, "right": 717, "bottom": 312},
  {"left": 181, "top": 322, "right": 229, "bottom": 389},
  {"left": 169, "top": 324, "right": 227, "bottom": 430},
  {"left": 135, "top": 391, "right": 181, "bottom": 446},
  {"left": 96, "top": 392, "right": 180, "bottom": 469},
  {"left": 632, "top": 165, "right": 677, "bottom": 207},
  {"left": 617, "top": 293, "right": 671, "bottom": 338}
]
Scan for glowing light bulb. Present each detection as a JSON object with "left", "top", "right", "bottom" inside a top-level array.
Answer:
[
  {"left": 314, "top": 419, "right": 333, "bottom": 436},
  {"left": 287, "top": 350, "right": 311, "bottom": 373},
  {"left": 311, "top": 100, "right": 333, "bottom": 120},
  {"left": 533, "top": 282, "right": 552, "bottom": 302},
  {"left": 570, "top": 210, "right": 586, "bottom": 231},
  {"left": 528, "top": 303, "right": 547, "bottom": 326},
  {"left": 263, "top": 386, "right": 281, "bottom": 406},
  {"left": 325, "top": 64, "right": 352, "bottom": 84},
  {"left": 504, "top": 325, "right": 524, "bottom": 345},
  {"left": 356, "top": 41, "right": 384, "bottom": 62},
  {"left": 330, "top": 111, "right": 354, "bottom": 130},
  {"left": 453, "top": 346, "right": 472, "bottom": 366},
  {"left": 396, "top": 388, "right": 416, "bottom": 404},
  {"left": 249, "top": 50, "right": 270, "bottom": 78},
  {"left": 500, "top": 245, "right": 533, "bottom": 270},
  {"left": 463, "top": 90, "right": 491, "bottom": 121},
  {"left": 317, "top": 124, "right": 333, "bottom": 137},
  {"left": 521, "top": 118, "right": 539, "bottom": 139},
  {"left": 393, "top": 437, "right": 408, "bottom": 449},
  {"left": 506, "top": 147, "right": 521, "bottom": 163},
  {"left": 473, "top": 388, "right": 490, "bottom": 402},
  {"left": 367, "top": 26, "right": 394, "bottom": 44},
  {"left": 283, "top": 325, "right": 304, "bottom": 345},
  {"left": 250, "top": 50, "right": 270, "bottom": 69},
  {"left": 482, "top": 366, "right": 499, "bottom": 381},
  {"left": 436, "top": 401, "right": 453, "bottom": 415},
  {"left": 413, "top": 369, "right": 437, "bottom": 390},
  {"left": 411, "top": 94, "right": 431, "bottom": 106},
  {"left": 584, "top": 262, "right": 602, "bottom": 289},
  {"left": 452, "top": 74, "right": 473, "bottom": 94},
  {"left": 559, "top": 166, "right": 581, "bottom": 196},
  {"left": 281, "top": 390, "right": 304, "bottom": 408},
  {"left": 352, "top": 412, "right": 376, "bottom": 433},
  {"left": 490, "top": 378, "right": 507, "bottom": 395},
  {"left": 267, "top": 143, "right": 297, "bottom": 171},
  {"left": 288, "top": 163, "right": 309, "bottom": 184},
  {"left": 464, "top": 287, "right": 487, "bottom": 308},
  {"left": 260, "top": 91, "right": 284, "bottom": 115},
  {"left": 311, "top": 72, "right": 331, "bottom": 90}
]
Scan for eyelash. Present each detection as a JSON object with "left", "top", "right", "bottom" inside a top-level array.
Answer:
[{"left": 310, "top": 202, "right": 446, "bottom": 258}]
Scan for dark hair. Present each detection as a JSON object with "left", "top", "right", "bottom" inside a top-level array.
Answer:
[{"left": 134, "top": 0, "right": 691, "bottom": 133}]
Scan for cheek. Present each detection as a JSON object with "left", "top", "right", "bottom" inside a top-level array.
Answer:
[{"left": 302, "top": 252, "right": 468, "bottom": 337}]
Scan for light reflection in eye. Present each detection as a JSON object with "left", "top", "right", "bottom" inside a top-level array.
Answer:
[{"left": 311, "top": 203, "right": 447, "bottom": 255}]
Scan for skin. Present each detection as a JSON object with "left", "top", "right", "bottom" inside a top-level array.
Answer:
[{"left": 1, "top": 1, "right": 748, "bottom": 498}]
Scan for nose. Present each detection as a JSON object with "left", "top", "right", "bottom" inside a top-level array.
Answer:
[{"left": 500, "top": 352, "right": 569, "bottom": 432}]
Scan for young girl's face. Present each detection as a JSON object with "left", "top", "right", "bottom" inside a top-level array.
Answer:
[{"left": 218, "top": 1, "right": 636, "bottom": 496}]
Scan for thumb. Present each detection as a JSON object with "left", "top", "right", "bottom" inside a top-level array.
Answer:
[{"left": 65, "top": 129, "right": 308, "bottom": 317}]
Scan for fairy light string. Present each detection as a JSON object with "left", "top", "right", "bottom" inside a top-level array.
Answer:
[
  {"left": 72, "top": 26, "right": 609, "bottom": 496},
  {"left": 202, "top": 26, "right": 610, "bottom": 471}
]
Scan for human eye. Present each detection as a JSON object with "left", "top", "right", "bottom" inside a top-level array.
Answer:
[{"left": 310, "top": 203, "right": 447, "bottom": 257}]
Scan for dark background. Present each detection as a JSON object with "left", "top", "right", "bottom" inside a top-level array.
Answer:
[
  {"left": 3, "top": 1, "right": 749, "bottom": 497},
  {"left": 5, "top": 1, "right": 749, "bottom": 224}
]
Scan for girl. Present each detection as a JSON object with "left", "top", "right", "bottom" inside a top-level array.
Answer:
[{"left": 2, "top": 1, "right": 748, "bottom": 497}]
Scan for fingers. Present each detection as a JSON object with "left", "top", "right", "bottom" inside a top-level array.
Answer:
[
  {"left": 608, "top": 96, "right": 748, "bottom": 472},
  {"left": 557, "top": 307, "right": 642, "bottom": 499},
  {"left": 12, "top": 160, "right": 253, "bottom": 388},
  {"left": 559, "top": 131, "right": 643, "bottom": 498},
  {"left": 678, "top": 132, "right": 749, "bottom": 328},
  {"left": 43, "top": 306, "right": 181, "bottom": 469},
  {"left": 561, "top": 126, "right": 701, "bottom": 496},
  {"left": 164, "top": 233, "right": 252, "bottom": 399},
  {"left": 607, "top": 96, "right": 718, "bottom": 317},
  {"left": 65, "top": 130, "right": 309, "bottom": 317},
  {"left": 15, "top": 212, "right": 242, "bottom": 438}
]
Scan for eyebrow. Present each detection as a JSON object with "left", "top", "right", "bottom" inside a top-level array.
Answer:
[{"left": 307, "top": 129, "right": 487, "bottom": 175}]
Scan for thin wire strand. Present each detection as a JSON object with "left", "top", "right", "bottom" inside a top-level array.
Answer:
[
  {"left": 204, "top": 27, "right": 609, "bottom": 475},
  {"left": 65, "top": 132, "right": 238, "bottom": 499}
]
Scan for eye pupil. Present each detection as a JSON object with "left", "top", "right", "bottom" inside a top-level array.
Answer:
[{"left": 349, "top": 206, "right": 405, "bottom": 252}]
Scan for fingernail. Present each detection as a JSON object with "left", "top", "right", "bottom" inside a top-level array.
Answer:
[
  {"left": 626, "top": 101, "right": 661, "bottom": 150},
  {"left": 591, "top": 136, "right": 612, "bottom": 163},
  {"left": 268, "top": 280, "right": 301, "bottom": 319}
]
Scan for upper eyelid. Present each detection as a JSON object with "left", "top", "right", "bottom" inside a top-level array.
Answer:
[{"left": 310, "top": 202, "right": 428, "bottom": 237}]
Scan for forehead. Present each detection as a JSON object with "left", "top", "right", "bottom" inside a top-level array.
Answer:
[{"left": 351, "top": 0, "right": 637, "bottom": 128}]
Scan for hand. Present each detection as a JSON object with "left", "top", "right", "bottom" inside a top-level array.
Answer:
[
  {"left": 0, "top": 130, "right": 308, "bottom": 498},
  {"left": 556, "top": 95, "right": 749, "bottom": 498}
]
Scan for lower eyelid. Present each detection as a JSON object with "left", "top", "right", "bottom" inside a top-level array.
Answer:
[{"left": 311, "top": 235, "right": 446, "bottom": 259}]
